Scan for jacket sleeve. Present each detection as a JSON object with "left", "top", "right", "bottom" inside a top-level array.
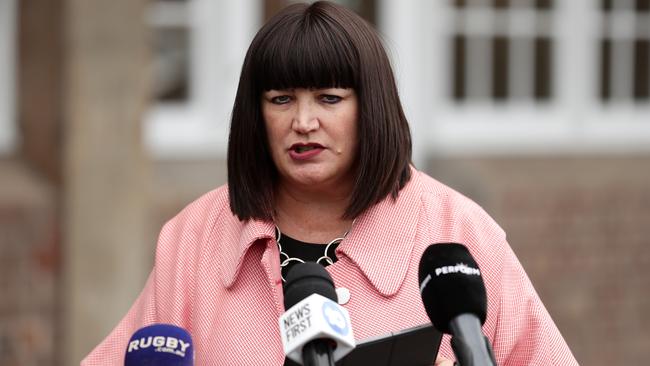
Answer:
[
  {"left": 488, "top": 240, "right": 578, "bottom": 365},
  {"left": 445, "top": 189, "right": 578, "bottom": 365}
]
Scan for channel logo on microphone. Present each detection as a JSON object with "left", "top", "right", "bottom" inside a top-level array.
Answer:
[
  {"left": 435, "top": 262, "right": 480, "bottom": 277},
  {"left": 322, "top": 300, "right": 349, "bottom": 336},
  {"left": 125, "top": 324, "right": 194, "bottom": 366},
  {"left": 279, "top": 293, "right": 356, "bottom": 364},
  {"left": 127, "top": 334, "right": 191, "bottom": 357}
]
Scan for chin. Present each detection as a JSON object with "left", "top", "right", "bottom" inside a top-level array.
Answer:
[
  {"left": 287, "top": 170, "right": 333, "bottom": 186},
  {"left": 294, "top": 174, "right": 330, "bottom": 186},
  {"left": 282, "top": 164, "right": 353, "bottom": 190}
]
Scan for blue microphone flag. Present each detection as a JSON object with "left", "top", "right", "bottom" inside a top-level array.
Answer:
[{"left": 124, "top": 324, "right": 193, "bottom": 366}]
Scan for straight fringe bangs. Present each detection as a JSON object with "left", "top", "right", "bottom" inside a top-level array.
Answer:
[{"left": 251, "top": 8, "right": 359, "bottom": 92}]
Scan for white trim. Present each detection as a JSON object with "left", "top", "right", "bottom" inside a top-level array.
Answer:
[
  {"left": 427, "top": 105, "right": 650, "bottom": 157},
  {"left": 143, "top": 0, "right": 261, "bottom": 159},
  {"left": 555, "top": 0, "right": 598, "bottom": 106},
  {"left": 378, "top": 0, "right": 435, "bottom": 167},
  {"left": 378, "top": 0, "right": 650, "bottom": 157},
  {"left": 0, "top": 0, "right": 18, "bottom": 154}
]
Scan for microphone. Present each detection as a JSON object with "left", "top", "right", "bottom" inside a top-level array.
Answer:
[
  {"left": 279, "top": 262, "right": 355, "bottom": 366},
  {"left": 418, "top": 243, "right": 497, "bottom": 366},
  {"left": 124, "top": 324, "right": 194, "bottom": 366}
]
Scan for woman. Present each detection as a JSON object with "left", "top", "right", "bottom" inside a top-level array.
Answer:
[{"left": 83, "top": 2, "right": 577, "bottom": 365}]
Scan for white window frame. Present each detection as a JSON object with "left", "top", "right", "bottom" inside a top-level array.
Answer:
[
  {"left": 379, "top": 0, "right": 650, "bottom": 161},
  {"left": 143, "top": 0, "right": 261, "bottom": 159},
  {"left": 0, "top": 0, "right": 18, "bottom": 155}
]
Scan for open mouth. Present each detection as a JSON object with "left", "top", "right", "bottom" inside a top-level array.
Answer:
[
  {"left": 294, "top": 145, "right": 317, "bottom": 153},
  {"left": 291, "top": 144, "right": 322, "bottom": 153}
]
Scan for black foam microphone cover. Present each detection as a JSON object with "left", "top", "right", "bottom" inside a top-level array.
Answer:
[
  {"left": 418, "top": 243, "right": 487, "bottom": 334},
  {"left": 283, "top": 262, "right": 337, "bottom": 309}
]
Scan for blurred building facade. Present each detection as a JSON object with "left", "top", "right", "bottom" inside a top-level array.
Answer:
[{"left": 1, "top": 0, "right": 649, "bottom": 365}]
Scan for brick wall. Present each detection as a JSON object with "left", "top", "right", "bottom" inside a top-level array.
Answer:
[
  {"left": 0, "top": 159, "right": 58, "bottom": 366},
  {"left": 428, "top": 156, "right": 650, "bottom": 366}
]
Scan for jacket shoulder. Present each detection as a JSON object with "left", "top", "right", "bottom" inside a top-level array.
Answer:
[
  {"left": 413, "top": 170, "right": 506, "bottom": 245},
  {"left": 154, "top": 184, "right": 232, "bottom": 276}
]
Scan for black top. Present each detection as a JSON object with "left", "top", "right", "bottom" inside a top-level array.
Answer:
[{"left": 279, "top": 234, "right": 340, "bottom": 283}]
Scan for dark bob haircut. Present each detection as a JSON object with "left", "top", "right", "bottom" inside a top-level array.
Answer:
[{"left": 227, "top": 1, "right": 412, "bottom": 221}]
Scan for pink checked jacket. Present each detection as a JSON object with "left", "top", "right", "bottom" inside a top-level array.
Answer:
[{"left": 82, "top": 169, "right": 577, "bottom": 365}]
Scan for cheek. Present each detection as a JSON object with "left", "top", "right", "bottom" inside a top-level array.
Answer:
[{"left": 345, "top": 118, "right": 359, "bottom": 150}]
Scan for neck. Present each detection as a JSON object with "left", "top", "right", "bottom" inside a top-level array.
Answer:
[{"left": 274, "top": 183, "right": 353, "bottom": 243}]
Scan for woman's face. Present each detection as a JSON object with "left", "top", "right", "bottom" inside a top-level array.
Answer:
[{"left": 262, "top": 87, "right": 358, "bottom": 194}]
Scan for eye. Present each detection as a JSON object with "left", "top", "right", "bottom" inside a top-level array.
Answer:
[
  {"left": 320, "top": 94, "right": 342, "bottom": 104},
  {"left": 270, "top": 95, "right": 292, "bottom": 104}
]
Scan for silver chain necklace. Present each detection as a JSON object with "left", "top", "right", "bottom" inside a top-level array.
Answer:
[{"left": 275, "top": 225, "right": 350, "bottom": 282}]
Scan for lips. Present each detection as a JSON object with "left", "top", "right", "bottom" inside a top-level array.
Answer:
[{"left": 289, "top": 143, "right": 324, "bottom": 160}]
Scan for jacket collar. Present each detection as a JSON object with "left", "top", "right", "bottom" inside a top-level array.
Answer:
[
  {"left": 219, "top": 169, "right": 423, "bottom": 297},
  {"left": 218, "top": 216, "right": 276, "bottom": 289},
  {"left": 334, "top": 170, "right": 422, "bottom": 296}
]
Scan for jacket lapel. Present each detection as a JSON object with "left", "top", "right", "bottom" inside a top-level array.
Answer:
[
  {"left": 336, "top": 170, "right": 423, "bottom": 297},
  {"left": 218, "top": 215, "right": 276, "bottom": 289}
]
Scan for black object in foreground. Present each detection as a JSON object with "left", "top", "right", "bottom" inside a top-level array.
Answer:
[
  {"left": 284, "top": 262, "right": 338, "bottom": 308},
  {"left": 418, "top": 243, "right": 497, "bottom": 366},
  {"left": 281, "top": 262, "right": 354, "bottom": 366}
]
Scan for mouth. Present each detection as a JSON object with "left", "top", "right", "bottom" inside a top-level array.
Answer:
[
  {"left": 288, "top": 143, "right": 325, "bottom": 160},
  {"left": 290, "top": 143, "right": 323, "bottom": 153}
]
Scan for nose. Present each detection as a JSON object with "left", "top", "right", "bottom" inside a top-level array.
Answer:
[{"left": 291, "top": 96, "right": 319, "bottom": 134}]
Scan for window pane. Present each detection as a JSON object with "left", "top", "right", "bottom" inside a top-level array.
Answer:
[
  {"left": 152, "top": 27, "right": 190, "bottom": 101},
  {"left": 600, "top": 38, "right": 612, "bottom": 100},
  {"left": 493, "top": 0, "right": 509, "bottom": 9},
  {"left": 633, "top": 39, "right": 649, "bottom": 99},
  {"left": 602, "top": 0, "right": 612, "bottom": 12},
  {"left": 493, "top": 36, "right": 509, "bottom": 100},
  {"left": 447, "top": 0, "right": 554, "bottom": 102},
  {"left": 452, "top": 34, "right": 467, "bottom": 100},
  {"left": 636, "top": 0, "right": 650, "bottom": 11},
  {"left": 534, "top": 37, "right": 552, "bottom": 100},
  {"left": 453, "top": 0, "right": 467, "bottom": 9},
  {"left": 535, "top": 0, "right": 553, "bottom": 10}
]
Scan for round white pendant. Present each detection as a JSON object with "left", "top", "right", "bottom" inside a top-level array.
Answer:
[{"left": 336, "top": 287, "right": 351, "bottom": 305}]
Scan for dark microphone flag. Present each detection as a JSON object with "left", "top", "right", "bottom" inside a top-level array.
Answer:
[{"left": 124, "top": 323, "right": 194, "bottom": 366}]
